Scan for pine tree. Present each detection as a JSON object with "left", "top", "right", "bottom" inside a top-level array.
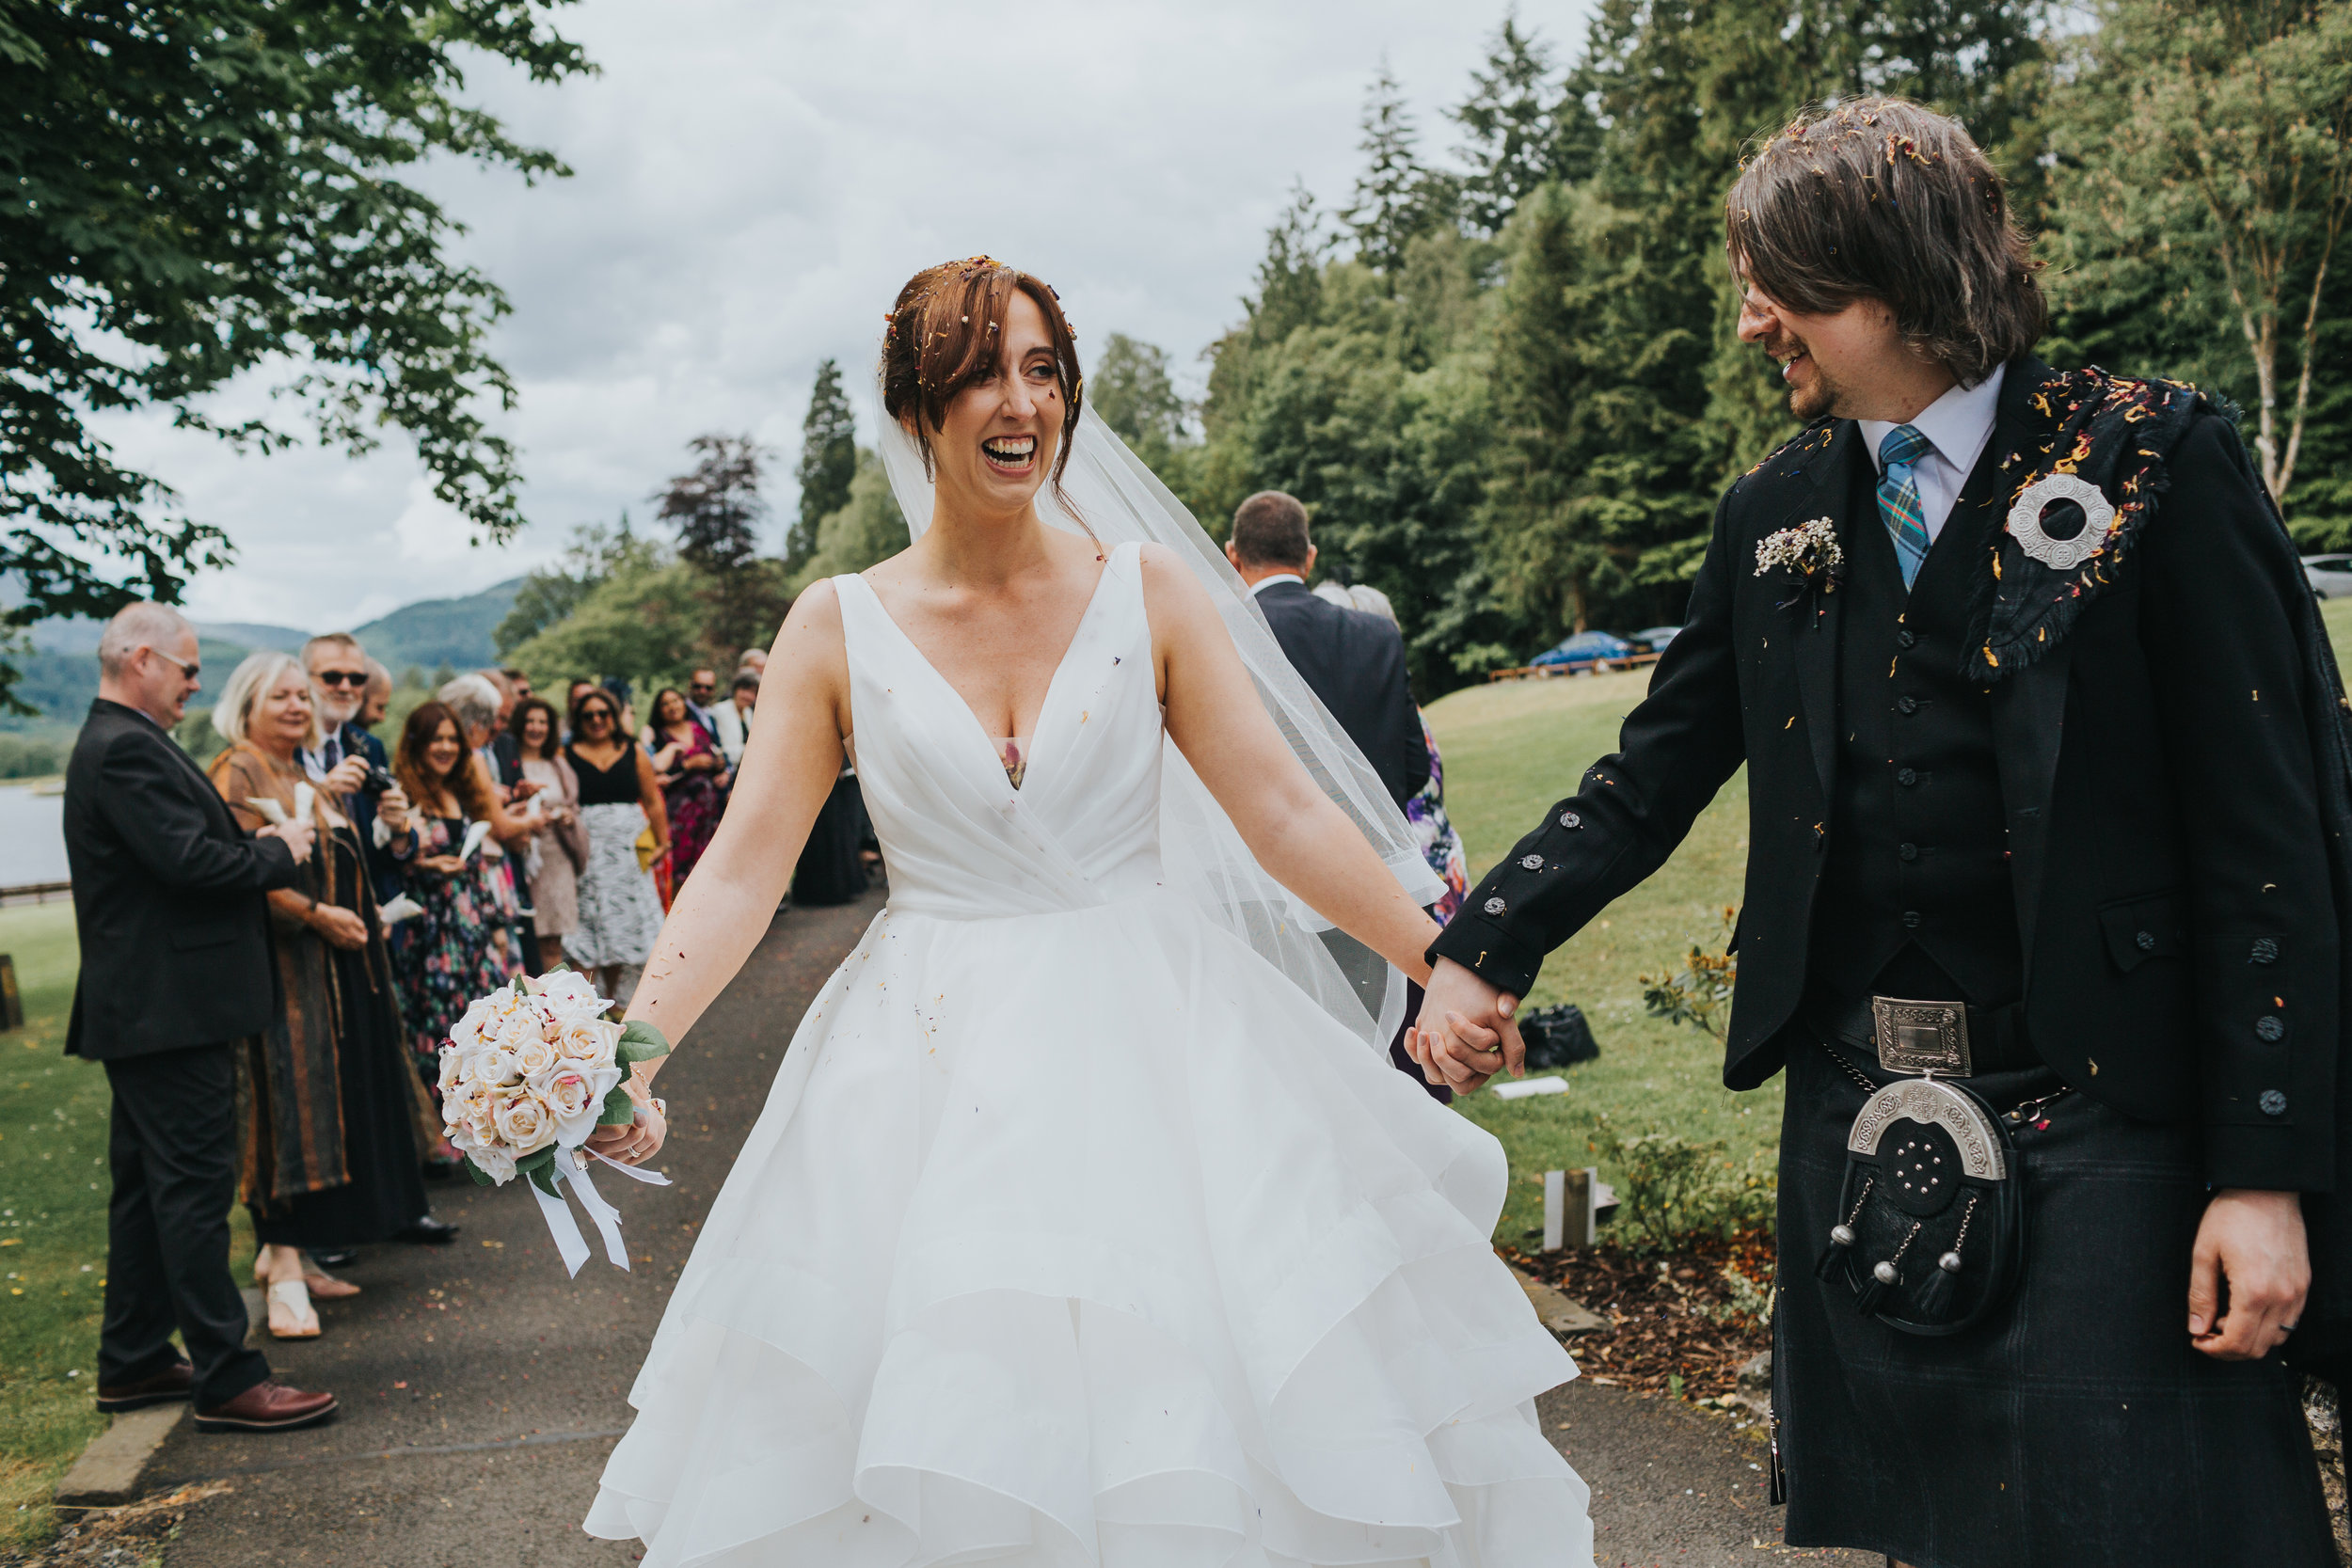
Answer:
[
  {"left": 792, "top": 358, "right": 858, "bottom": 572},
  {"left": 1089, "top": 334, "right": 1189, "bottom": 467},
  {"left": 1451, "top": 12, "right": 1570, "bottom": 236},
  {"left": 657, "top": 435, "right": 787, "bottom": 657},
  {"left": 1343, "top": 66, "right": 1454, "bottom": 274}
]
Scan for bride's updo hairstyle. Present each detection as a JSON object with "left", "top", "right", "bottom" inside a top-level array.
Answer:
[{"left": 881, "top": 257, "right": 1085, "bottom": 505}]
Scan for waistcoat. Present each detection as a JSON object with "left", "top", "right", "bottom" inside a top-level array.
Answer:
[{"left": 1811, "top": 449, "right": 2024, "bottom": 1006}]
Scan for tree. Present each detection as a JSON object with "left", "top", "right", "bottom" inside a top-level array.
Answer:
[
  {"left": 1343, "top": 66, "right": 1457, "bottom": 275},
  {"left": 790, "top": 450, "right": 907, "bottom": 590},
  {"left": 655, "top": 434, "right": 786, "bottom": 657},
  {"left": 494, "top": 515, "right": 652, "bottom": 655},
  {"left": 502, "top": 542, "right": 707, "bottom": 700},
  {"left": 1450, "top": 12, "right": 1585, "bottom": 235},
  {"left": 0, "top": 1, "right": 591, "bottom": 710},
  {"left": 2042, "top": 0, "right": 2352, "bottom": 507},
  {"left": 792, "top": 359, "right": 857, "bottom": 571},
  {"left": 1089, "top": 335, "right": 1189, "bottom": 467}
]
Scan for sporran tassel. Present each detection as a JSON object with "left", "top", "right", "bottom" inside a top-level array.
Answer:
[{"left": 1915, "top": 1249, "right": 1962, "bottom": 1319}]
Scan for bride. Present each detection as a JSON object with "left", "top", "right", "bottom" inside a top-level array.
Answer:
[{"left": 580, "top": 257, "right": 1594, "bottom": 1568}]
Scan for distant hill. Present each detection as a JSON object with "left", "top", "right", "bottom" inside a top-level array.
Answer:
[
  {"left": 354, "top": 578, "right": 521, "bottom": 677},
  {"left": 2, "top": 578, "right": 522, "bottom": 731}
]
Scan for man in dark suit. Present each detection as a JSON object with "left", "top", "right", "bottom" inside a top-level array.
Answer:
[
  {"left": 1225, "top": 492, "right": 1427, "bottom": 810},
  {"left": 67, "top": 602, "right": 341, "bottom": 1433},
  {"left": 1227, "top": 491, "right": 1442, "bottom": 1099},
  {"left": 1412, "top": 99, "right": 2339, "bottom": 1565},
  {"left": 300, "top": 633, "right": 402, "bottom": 903}
]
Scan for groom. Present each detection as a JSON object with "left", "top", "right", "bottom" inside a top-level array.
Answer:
[{"left": 1415, "top": 97, "right": 2341, "bottom": 1564}]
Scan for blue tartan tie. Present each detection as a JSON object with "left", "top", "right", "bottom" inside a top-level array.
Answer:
[{"left": 1877, "top": 424, "right": 1934, "bottom": 590}]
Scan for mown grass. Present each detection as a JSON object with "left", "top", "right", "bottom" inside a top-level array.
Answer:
[
  {"left": 1426, "top": 672, "right": 1770, "bottom": 1249},
  {"left": 1434, "top": 594, "right": 2352, "bottom": 1249},
  {"left": 0, "top": 903, "right": 255, "bottom": 1546}
]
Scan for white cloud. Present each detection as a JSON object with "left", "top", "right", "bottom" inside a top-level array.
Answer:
[{"left": 79, "top": 0, "right": 1591, "bottom": 633}]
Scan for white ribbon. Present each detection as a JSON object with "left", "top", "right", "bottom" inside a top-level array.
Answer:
[
  {"left": 519, "top": 1144, "right": 673, "bottom": 1277},
  {"left": 528, "top": 1170, "right": 592, "bottom": 1277}
]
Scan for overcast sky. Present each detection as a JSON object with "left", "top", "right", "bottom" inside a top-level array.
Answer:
[{"left": 85, "top": 0, "right": 1592, "bottom": 632}]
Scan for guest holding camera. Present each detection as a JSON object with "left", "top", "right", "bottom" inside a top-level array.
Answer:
[
  {"left": 67, "top": 604, "right": 337, "bottom": 1433},
  {"left": 563, "top": 687, "right": 667, "bottom": 1005},
  {"left": 387, "top": 700, "right": 529, "bottom": 1123},
  {"left": 302, "top": 634, "right": 405, "bottom": 904},
  {"left": 642, "top": 686, "right": 723, "bottom": 895},
  {"left": 207, "top": 654, "right": 451, "bottom": 1338},
  {"left": 508, "top": 697, "right": 587, "bottom": 974}
]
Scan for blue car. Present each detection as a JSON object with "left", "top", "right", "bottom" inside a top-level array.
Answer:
[{"left": 1527, "top": 630, "right": 1637, "bottom": 671}]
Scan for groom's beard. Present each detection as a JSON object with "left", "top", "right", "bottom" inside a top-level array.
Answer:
[{"left": 1766, "top": 335, "right": 1840, "bottom": 421}]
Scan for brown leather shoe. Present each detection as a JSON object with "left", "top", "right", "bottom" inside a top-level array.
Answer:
[
  {"left": 193, "top": 1378, "right": 338, "bottom": 1433},
  {"left": 96, "top": 1358, "right": 194, "bottom": 1413}
]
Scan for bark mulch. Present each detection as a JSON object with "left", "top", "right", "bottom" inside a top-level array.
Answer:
[{"left": 1502, "top": 1228, "right": 1777, "bottom": 1407}]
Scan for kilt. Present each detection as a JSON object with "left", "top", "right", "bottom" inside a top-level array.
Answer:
[{"left": 1773, "top": 1033, "right": 2335, "bottom": 1567}]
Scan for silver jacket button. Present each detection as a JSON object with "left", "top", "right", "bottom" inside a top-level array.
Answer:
[
  {"left": 1519, "top": 854, "right": 1544, "bottom": 871},
  {"left": 2260, "top": 1088, "right": 2288, "bottom": 1117},
  {"left": 1558, "top": 811, "right": 1582, "bottom": 829},
  {"left": 1483, "top": 896, "right": 1507, "bottom": 917}
]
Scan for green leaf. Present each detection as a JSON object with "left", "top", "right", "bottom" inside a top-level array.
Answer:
[
  {"left": 616, "top": 1020, "right": 672, "bottom": 1067},
  {"left": 599, "top": 1084, "right": 638, "bottom": 1126},
  {"left": 516, "top": 1146, "right": 557, "bottom": 1174},
  {"left": 528, "top": 1163, "right": 563, "bottom": 1199},
  {"left": 462, "top": 1155, "right": 494, "bottom": 1187}
]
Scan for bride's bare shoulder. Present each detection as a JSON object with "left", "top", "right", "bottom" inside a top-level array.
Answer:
[
  {"left": 771, "top": 578, "right": 850, "bottom": 677},
  {"left": 1135, "top": 541, "right": 1222, "bottom": 631}
]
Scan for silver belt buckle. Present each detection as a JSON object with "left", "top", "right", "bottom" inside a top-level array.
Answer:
[{"left": 1870, "top": 995, "right": 1974, "bottom": 1077}]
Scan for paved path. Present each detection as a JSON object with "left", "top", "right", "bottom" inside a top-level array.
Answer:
[{"left": 146, "top": 887, "right": 1872, "bottom": 1568}]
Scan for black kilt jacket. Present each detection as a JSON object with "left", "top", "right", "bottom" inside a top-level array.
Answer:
[{"left": 1429, "top": 357, "right": 2339, "bottom": 1198}]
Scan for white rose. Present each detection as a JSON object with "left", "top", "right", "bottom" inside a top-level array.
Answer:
[
  {"left": 511, "top": 1033, "right": 562, "bottom": 1080},
  {"left": 554, "top": 1017, "right": 620, "bottom": 1069},
  {"left": 448, "top": 994, "right": 498, "bottom": 1052},
  {"left": 490, "top": 1086, "right": 559, "bottom": 1156},
  {"left": 437, "top": 1044, "right": 468, "bottom": 1097},
  {"left": 534, "top": 1062, "right": 623, "bottom": 1147},
  {"left": 440, "top": 1077, "right": 491, "bottom": 1127},
  {"left": 460, "top": 1136, "right": 516, "bottom": 1184},
  {"left": 467, "top": 1044, "right": 523, "bottom": 1087},
  {"left": 492, "top": 1008, "right": 539, "bottom": 1053},
  {"left": 534, "top": 969, "right": 608, "bottom": 1021}
]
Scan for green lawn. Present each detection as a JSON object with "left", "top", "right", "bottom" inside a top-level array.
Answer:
[
  {"left": 1427, "top": 673, "right": 1769, "bottom": 1248},
  {"left": 0, "top": 900, "right": 108, "bottom": 1543}
]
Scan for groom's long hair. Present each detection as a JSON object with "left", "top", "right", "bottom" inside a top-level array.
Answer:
[{"left": 1725, "top": 98, "right": 2043, "bottom": 388}]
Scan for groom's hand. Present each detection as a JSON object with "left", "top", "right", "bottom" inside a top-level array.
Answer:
[
  {"left": 1411, "top": 957, "right": 1522, "bottom": 1094},
  {"left": 2187, "top": 1187, "right": 2309, "bottom": 1360}
]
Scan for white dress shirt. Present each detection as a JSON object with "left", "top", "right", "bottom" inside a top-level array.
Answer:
[
  {"left": 1246, "top": 572, "right": 1306, "bottom": 596},
  {"left": 1859, "top": 363, "right": 2006, "bottom": 545}
]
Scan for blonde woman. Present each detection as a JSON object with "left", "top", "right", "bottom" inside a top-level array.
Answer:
[{"left": 207, "top": 653, "right": 443, "bottom": 1338}]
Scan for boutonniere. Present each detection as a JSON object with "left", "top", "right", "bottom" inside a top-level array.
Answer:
[{"left": 1755, "top": 517, "right": 1844, "bottom": 607}]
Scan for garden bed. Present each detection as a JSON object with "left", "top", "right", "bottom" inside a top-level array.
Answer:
[{"left": 1502, "top": 1229, "right": 1776, "bottom": 1404}]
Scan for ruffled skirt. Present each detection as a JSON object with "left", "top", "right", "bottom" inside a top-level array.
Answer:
[{"left": 585, "top": 892, "right": 1592, "bottom": 1568}]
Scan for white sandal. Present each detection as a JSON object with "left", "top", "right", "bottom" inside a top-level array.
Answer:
[{"left": 266, "top": 1278, "right": 321, "bottom": 1339}]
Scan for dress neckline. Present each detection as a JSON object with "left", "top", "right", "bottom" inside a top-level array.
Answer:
[{"left": 842, "top": 545, "right": 1127, "bottom": 797}]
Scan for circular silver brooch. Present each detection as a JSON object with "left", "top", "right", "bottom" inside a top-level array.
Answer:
[{"left": 2006, "top": 472, "right": 2115, "bottom": 572}]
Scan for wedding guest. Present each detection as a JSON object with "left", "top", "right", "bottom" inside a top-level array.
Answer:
[
  {"left": 562, "top": 679, "right": 597, "bottom": 743},
  {"left": 358, "top": 660, "right": 392, "bottom": 731},
  {"left": 387, "top": 700, "right": 528, "bottom": 1126},
  {"left": 707, "top": 671, "right": 755, "bottom": 768},
  {"left": 207, "top": 655, "right": 453, "bottom": 1338},
  {"left": 563, "top": 688, "right": 668, "bottom": 1005},
  {"left": 792, "top": 757, "right": 870, "bottom": 907},
  {"left": 302, "top": 633, "right": 405, "bottom": 905},
  {"left": 1316, "top": 584, "right": 1469, "bottom": 924},
  {"left": 1229, "top": 493, "right": 1438, "bottom": 1097},
  {"left": 684, "top": 669, "right": 721, "bottom": 736},
  {"left": 642, "top": 686, "right": 723, "bottom": 895},
  {"left": 66, "top": 602, "right": 337, "bottom": 1433},
  {"left": 439, "top": 671, "right": 537, "bottom": 964},
  {"left": 738, "top": 647, "right": 767, "bottom": 678},
  {"left": 502, "top": 668, "right": 534, "bottom": 706},
  {"left": 508, "top": 696, "right": 587, "bottom": 974}
]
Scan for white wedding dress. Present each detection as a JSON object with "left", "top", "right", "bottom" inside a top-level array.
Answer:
[{"left": 584, "top": 542, "right": 1595, "bottom": 1568}]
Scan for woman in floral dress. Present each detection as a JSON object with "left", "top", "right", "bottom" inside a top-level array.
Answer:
[
  {"left": 387, "top": 700, "right": 530, "bottom": 1115},
  {"left": 642, "top": 686, "right": 724, "bottom": 895}
]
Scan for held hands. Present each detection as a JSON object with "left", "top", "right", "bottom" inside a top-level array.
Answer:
[
  {"left": 418, "top": 853, "right": 468, "bottom": 876},
  {"left": 259, "top": 818, "right": 316, "bottom": 864},
  {"left": 585, "top": 1076, "right": 667, "bottom": 1166},
  {"left": 2188, "top": 1188, "right": 2310, "bottom": 1360},
  {"left": 1404, "top": 957, "right": 1525, "bottom": 1095}
]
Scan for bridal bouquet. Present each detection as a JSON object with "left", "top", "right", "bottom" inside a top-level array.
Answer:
[{"left": 437, "top": 968, "right": 671, "bottom": 1275}]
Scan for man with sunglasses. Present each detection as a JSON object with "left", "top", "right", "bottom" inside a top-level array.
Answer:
[{"left": 302, "top": 634, "right": 407, "bottom": 905}]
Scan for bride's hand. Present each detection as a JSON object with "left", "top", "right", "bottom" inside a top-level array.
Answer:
[{"left": 587, "top": 1080, "right": 667, "bottom": 1165}]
